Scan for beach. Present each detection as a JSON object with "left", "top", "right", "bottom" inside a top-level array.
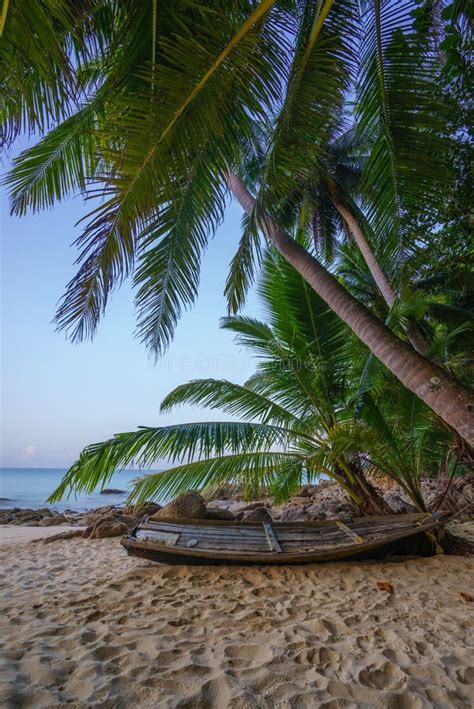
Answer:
[{"left": 1, "top": 529, "right": 473, "bottom": 708}]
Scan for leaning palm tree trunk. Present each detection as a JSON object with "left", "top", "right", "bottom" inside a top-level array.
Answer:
[
  {"left": 227, "top": 174, "right": 474, "bottom": 446},
  {"left": 331, "top": 198, "right": 430, "bottom": 355}
]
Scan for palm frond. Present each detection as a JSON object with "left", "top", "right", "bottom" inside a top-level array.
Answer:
[
  {"left": 48, "top": 419, "right": 299, "bottom": 502},
  {"left": 356, "top": 0, "right": 452, "bottom": 263},
  {"left": 256, "top": 0, "right": 357, "bottom": 219},
  {"left": 127, "top": 451, "right": 306, "bottom": 503},
  {"left": 224, "top": 212, "right": 263, "bottom": 314},
  {"left": 5, "top": 102, "right": 100, "bottom": 215},
  {"left": 160, "top": 377, "right": 301, "bottom": 428}
]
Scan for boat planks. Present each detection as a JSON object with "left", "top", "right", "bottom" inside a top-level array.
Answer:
[{"left": 121, "top": 512, "right": 450, "bottom": 565}]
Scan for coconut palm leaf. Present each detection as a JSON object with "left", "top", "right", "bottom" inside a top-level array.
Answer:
[
  {"left": 0, "top": 0, "right": 74, "bottom": 145},
  {"left": 127, "top": 451, "right": 306, "bottom": 504},
  {"left": 48, "top": 419, "right": 300, "bottom": 502},
  {"left": 6, "top": 103, "right": 101, "bottom": 215},
  {"left": 160, "top": 378, "right": 300, "bottom": 428},
  {"left": 356, "top": 0, "right": 452, "bottom": 261}
]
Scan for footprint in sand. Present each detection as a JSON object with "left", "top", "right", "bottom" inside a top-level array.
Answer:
[
  {"left": 294, "top": 646, "right": 342, "bottom": 671},
  {"left": 456, "top": 666, "right": 474, "bottom": 685},
  {"left": 358, "top": 661, "right": 407, "bottom": 690},
  {"left": 224, "top": 644, "right": 273, "bottom": 668}
]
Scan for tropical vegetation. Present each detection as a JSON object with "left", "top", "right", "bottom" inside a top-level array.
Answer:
[
  {"left": 1, "top": 0, "right": 472, "bottom": 508},
  {"left": 49, "top": 251, "right": 468, "bottom": 511}
]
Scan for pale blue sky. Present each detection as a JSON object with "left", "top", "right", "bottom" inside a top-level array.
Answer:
[{"left": 0, "top": 143, "right": 259, "bottom": 468}]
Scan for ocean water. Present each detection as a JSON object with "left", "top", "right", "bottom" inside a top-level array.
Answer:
[{"left": 0, "top": 468, "right": 155, "bottom": 512}]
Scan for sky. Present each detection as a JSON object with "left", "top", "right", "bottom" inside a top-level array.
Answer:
[{"left": 0, "top": 141, "right": 259, "bottom": 468}]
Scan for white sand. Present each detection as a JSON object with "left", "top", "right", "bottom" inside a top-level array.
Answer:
[
  {"left": 0, "top": 524, "right": 84, "bottom": 545},
  {"left": 0, "top": 531, "right": 473, "bottom": 707}
]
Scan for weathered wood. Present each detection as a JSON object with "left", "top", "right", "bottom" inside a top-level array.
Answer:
[
  {"left": 335, "top": 521, "right": 364, "bottom": 544},
  {"left": 137, "top": 530, "right": 180, "bottom": 546},
  {"left": 121, "top": 512, "right": 449, "bottom": 565},
  {"left": 262, "top": 522, "right": 282, "bottom": 553}
]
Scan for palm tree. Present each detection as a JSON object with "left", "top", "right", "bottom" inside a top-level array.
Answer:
[
  {"left": 3, "top": 0, "right": 473, "bottom": 443},
  {"left": 239, "top": 125, "right": 431, "bottom": 353},
  {"left": 50, "top": 250, "right": 456, "bottom": 513}
]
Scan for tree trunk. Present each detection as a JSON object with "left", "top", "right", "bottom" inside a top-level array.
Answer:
[
  {"left": 227, "top": 173, "right": 474, "bottom": 446},
  {"left": 332, "top": 198, "right": 431, "bottom": 356},
  {"left": 334, "top": 463, "right": 393, "bottom": 516}
]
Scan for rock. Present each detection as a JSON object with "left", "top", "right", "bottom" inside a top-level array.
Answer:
[
  {"left": 123, "top": 502, "right": 161, "bottom": 519},
  {"left": 94, "top": 505, "right": 116, "bottom": 516},
  {"left": 12, "top": 512, "right": 43, "bottom": 524},
  {"left": 112, "top": 514, "right": 137, "bottom": 529},
  {"left": 151, "top": 492, "right": 207, "bottom": 521},
  {"left": 241, "top": 507, "right": 273, "bottom": 522},
  {"left": 296, "top": 485, "right": 318, "bottom": 498},
  {"left": 288, "top": 496, "right": 309, "bottom": 507},
  {"left": 36, "top": 508, "right": 54, "bottom": 517},
  {"left": 81, "top": 511, "right": 101, "bottom": 527},
  {"left": 204, "top": 483, "right": 245, "bottom": 501},
  {"left": 89, "top": 518, "right": 129, "bottom": 539},
  {"left": 226, "top": 501, "right": 253, "bottom": 517},
  {"left": 204, "top": 508, "right": 236, "bottom": 521},
  {"left": 241, "top": 500, "right": 271, "bottom": 511},
  {"left": 16, "top": 509, "right": 37, "bottom": 517},
  {"left": 38, "top": 515, "right": 67, "bottom": 526},
  {"left": 383, "top": 491, "right": 416, "bottom": 514},
  {"left": 279, "top": 506, "right": 308, "bottom": 523},
  {"left": 100, "top": 488, "right": 126, "bottom": 495}
]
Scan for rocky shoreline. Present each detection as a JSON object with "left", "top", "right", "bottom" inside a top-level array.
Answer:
[{"left": 1, "top": 475, "right": 471, "bottom": 539}]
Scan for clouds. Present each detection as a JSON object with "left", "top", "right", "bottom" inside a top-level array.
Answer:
[{"left": 23, "top": 445, "right": 37, "bottom": 459}]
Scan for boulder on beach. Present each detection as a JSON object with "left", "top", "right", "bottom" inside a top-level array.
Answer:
[
  {"left": 36, "top": 508, "right": 54, "bottom": 517},
  {"left": 205, "top": 508, "right": 236, "bottom": 521},
  {"left": 279, "top": 506, "right": 308, "bottom": 523},
  {"left": 150, "top": 492, "right": 207, "bottom": 521},
  {"left": 123, "top": 502, "right": 162, "bottom": 519},
  {"left": 38, "top": 515, "right": 67, "bottom": 527},
  {"left": 87, "top": 518, "right": 130, "bottom": 539},
  {"left": 241, "top": 507, "right": 273, "bottom": 522}
]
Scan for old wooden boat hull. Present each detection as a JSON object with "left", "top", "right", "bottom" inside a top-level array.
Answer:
[{"left": 120, "top": 512, "right": 449, "bottom": 565}]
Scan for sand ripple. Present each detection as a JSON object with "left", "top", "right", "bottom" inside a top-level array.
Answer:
[{"left": 0, "top": 536, "right": 473, "bottom": 707}]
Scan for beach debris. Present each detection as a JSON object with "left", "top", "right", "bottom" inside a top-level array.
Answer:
[
  {"left": 34, "top": 529, "right": 84, "bottom": 544},
  {"left": 459, "top": 592, "right": 473, "bottom": 603},
  {"left": 150, "top": 491, "right": 207, "bottom": 521},
  {"left": 376, "top": 582, "right": 394, "bottom": 594}
]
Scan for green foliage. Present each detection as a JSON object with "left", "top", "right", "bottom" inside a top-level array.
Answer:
[
  {"left": 3, "top": 0, "right": 470, "bottom": 363},
  {"left": 49, "top": 253, "right": 461, "bottom": 509},
  {"left": 3, "top": 1, "right": 472, "bottom": 507}
]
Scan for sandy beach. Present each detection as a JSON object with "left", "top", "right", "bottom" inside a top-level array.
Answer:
[{"left": 0, "top": 529, "right": 473, "bottom": 708}]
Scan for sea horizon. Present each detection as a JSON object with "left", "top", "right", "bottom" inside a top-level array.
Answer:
[{"left": 0, "top": 467, "right": 160, "bottom": 512}]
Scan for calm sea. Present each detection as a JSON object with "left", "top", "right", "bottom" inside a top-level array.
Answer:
[{"left": 0, "top": 468, "right": 154, "bottom": 512}]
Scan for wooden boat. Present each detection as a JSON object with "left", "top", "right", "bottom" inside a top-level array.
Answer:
[{"left": 121, "top": 512, "right": 449, "bottom": 565}]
